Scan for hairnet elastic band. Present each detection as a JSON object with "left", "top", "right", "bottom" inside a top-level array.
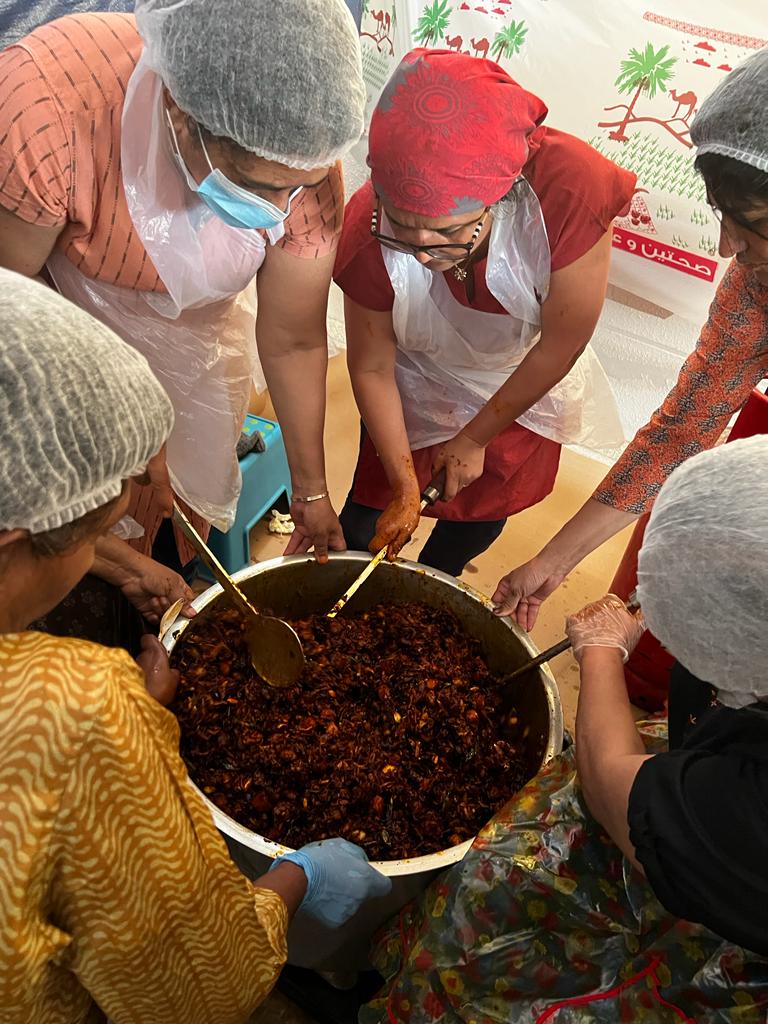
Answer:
[
  {"left": 229, "top": 140, "right": 356, "bottom": 171},
  {"left": 695, "top": 142, "right": 768, "bottom": 174}
]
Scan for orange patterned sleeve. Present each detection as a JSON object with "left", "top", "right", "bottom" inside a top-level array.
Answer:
[
  {"left": 595, "top": 261, "right": 768, "bottom": 514},
  {"left": 0, "top": 44, "right": 70, "bottom": 225},
  {"left": 277, "top": 161, "right": 345, "bottom": 260}
]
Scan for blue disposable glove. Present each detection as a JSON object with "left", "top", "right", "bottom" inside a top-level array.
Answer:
[{"left": 270, "top": 837, "right": 392, "bottom": 927}]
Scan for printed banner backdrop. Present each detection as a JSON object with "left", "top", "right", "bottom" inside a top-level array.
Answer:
[
  {"left": 358, "top": 0, "right": 766, "bottom": 323},
  {"left": 358, "top": 1, "right": 407, "bottom": 124}
]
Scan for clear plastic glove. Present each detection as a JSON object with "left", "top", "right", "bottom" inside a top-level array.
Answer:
[
  {"left": 270, "top": 837, "right": 392, "bottom": 927},
  {"left": 371, "top": 485, "right": 422, "bottom": 560},
  {"left": 284, "top": 497, "right": 346, "bottom": 563},
  {"left": 492, "top": 552, "right": 567, "bottom": 631},
  {"left": 565, "top": 594, "right": 646, "bottom": 664}
]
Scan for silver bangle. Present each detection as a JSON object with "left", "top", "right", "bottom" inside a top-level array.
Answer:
[{"left": 291, "top": 491, "right": 329, "bottom": 503}]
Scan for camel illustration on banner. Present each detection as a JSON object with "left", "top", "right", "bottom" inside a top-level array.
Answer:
[{"left": 361, "top": 5, "right": 396, "bottom": 55}]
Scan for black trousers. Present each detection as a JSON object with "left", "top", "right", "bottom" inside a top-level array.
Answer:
[{"left": 339, "top": 497, "right": 505, "bottom": 578}]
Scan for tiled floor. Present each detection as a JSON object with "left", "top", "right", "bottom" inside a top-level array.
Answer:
[{"left": 245, "top": 309, "right": 636, "bottom": 1022}]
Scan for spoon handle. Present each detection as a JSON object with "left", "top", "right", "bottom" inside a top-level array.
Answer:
[
  {"left": 500, "top": 637, "right": 573, "bottom": 683},
  {"left": 326, "top": 546, "right": 388, "bottom": 619},
  {"left": 325, "top": 471, "right": 447, "bottom": 620},
  {"left": 171, "top": 503, "right": 260, "bottom": 624}
]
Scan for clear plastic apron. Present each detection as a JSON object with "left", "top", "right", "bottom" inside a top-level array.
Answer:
[
  {"left": 46, "top": 53, "right": 279, "bottom": 531},
  {"left": 383, "top": 179, "right": 624, "bottom": 455}
]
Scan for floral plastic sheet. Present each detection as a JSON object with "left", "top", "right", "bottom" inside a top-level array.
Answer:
[{"left": 361, "top": 722, "right": 768, "bottom": 1024}]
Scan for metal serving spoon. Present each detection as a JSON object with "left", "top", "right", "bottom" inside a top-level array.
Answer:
[{"left": 172, "top": 503, "right": 305, "bottom": 688}]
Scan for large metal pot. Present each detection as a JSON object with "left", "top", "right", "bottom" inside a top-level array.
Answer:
[{"left": 163, "top": 553, "right": 563, "bottom": 971}]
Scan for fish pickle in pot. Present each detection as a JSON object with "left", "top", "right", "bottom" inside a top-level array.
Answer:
[{"left": 171, "top": 602, "right": 528, "bottom": 860}]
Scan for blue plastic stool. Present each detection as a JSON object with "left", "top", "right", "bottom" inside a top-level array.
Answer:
[{"left": 207, "top": 415, "right": 292, "bottom": 575}]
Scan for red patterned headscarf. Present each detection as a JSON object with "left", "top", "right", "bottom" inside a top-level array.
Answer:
[{"left": 368, "top": 49, "right": 548, "bottom": 217}]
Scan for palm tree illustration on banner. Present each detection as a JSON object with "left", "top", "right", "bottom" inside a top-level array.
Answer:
[
  {"left": 491, "top": 20, "right": 528, "bottom": 61},
  {"left": 413, "top": 0, "right": 452, "bottom": 46},
  {"left": 598, "top": 42, "right": 692, "bottom": 148}
]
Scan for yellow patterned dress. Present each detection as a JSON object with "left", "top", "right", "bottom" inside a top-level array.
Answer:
[{"left": 0, "top": 632, "right": 288, "bottom": 1024}]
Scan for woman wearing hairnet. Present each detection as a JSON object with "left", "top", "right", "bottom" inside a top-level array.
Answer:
[
  {"left": 0, "top": 0, "right": 365, "bottom": 623},
  {"left": 495, "top": 48, "right": 768, "bottom": 632},
  {"left": 0, "top": 270, "right": 389, "bottom": 1024},
  {"left": 334, "top": 49, "right": 635, "bottom": 577},
  {"left": 362, "top": 436, "right": 768, "bottom": 1023}
]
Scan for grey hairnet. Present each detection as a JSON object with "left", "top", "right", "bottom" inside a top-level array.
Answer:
[
  {"left": 637, "top": 436, "right": 768, "bottom": 708},
  {"left": 691, "top": 47, "right": 768, "bottom": 173},
  {"left": 135, "top": 0, "right": 366, "bottom": 170},
  {"left": 0, "top": 270, "right": 174, "bottom": 536}
]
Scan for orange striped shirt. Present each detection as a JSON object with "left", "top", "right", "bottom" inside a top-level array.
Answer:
[{"left": 0, "top": 12, "right": 344, "bottom": 287}]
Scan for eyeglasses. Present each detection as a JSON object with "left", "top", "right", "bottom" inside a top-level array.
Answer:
[
  {"left": 370, "top": 202, "right": 490, "bottom": 262},
  {"left": 708, "top": 199, "right": 768, "bottom": 243}
]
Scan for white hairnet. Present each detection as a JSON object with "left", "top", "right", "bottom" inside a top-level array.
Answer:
[
  {"left": 0, "top": 270, "right": 174, "bottom": 536},
  {"left": 134, "top": 0, "right": 366, "bottom": 171},
  {"left": 637, "top": 436, "right": 768, "bottom": 708},
  {"left": 691, "top": 47, "right": 768, "bottom": 173}
]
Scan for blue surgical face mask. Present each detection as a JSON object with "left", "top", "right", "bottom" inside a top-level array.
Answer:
[{"left": 166, "top": 110, "right": 301, "bottom": 231}]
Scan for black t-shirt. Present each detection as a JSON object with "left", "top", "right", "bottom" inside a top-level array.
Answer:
[{"left": 628, "top": 663, "right": 768, "bottom": 955}]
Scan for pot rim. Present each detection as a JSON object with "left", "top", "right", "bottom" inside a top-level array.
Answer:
[{"left": 163, "top": 552, "right": 563, "bottom": 876}]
